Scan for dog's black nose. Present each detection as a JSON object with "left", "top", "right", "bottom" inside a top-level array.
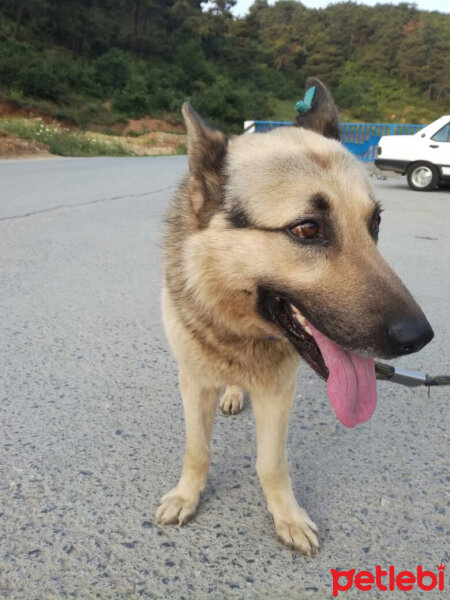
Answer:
[{"left": 386, "top": 317, "right": 434, "bottom": 356}]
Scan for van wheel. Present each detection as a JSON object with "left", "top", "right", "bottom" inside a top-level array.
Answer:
[{"left": 407, "top": 163, "right": 438, "bottom": 191}]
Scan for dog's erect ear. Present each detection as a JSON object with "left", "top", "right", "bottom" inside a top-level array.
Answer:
[
  {"left": 182, "top": 102, "right": 228, "bottom": 220},
  {"left": 295, "top": 77, "right": 341, "bottom": 141}
]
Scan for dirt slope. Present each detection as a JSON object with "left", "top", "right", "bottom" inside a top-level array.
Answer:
[{"left": 0, "top": 130, "right": 51, "bottom": 159}]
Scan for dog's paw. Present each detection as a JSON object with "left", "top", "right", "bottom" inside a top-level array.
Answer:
[
  {"left": 219, "top": 386, "right": 244, "bottom": 415},
  {"left": 155, "top": 489, "right": 199, "bottom": 526},
  {"left": 274, "top": 512, "right": 319, "bottom": 556}
]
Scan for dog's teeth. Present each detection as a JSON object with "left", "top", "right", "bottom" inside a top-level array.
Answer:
[
  {"left": 289, "top": 303, "right": 312, "bottom": 333},
  {"left": 290, "top": 304, "right": 306, "bottom": 324}
]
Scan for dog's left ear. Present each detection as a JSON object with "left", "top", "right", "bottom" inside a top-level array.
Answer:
[
  {"left": 182, "top": 102, "right": 228, "bottom": 220},
  {"left": 295, "top": 77, "right": 341, "bottom": 141}
]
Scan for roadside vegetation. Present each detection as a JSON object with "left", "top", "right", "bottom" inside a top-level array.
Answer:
[
  {"left": 0, "top": 117, "right": 134, "bottom": 156},
  {"left": 0, "top": 116, "right": 189, "bottom": 157}
]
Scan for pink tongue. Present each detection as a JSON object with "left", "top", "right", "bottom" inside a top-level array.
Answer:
[{"left": 307, "top": 323, "right": 377, "bottom": 428}]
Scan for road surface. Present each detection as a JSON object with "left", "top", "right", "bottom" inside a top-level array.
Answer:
[{"left": 1, "top": 157, "right": 449, "bottom": 599}]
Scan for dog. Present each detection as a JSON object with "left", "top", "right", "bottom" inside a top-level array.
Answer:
[{"left": 155, "top": 78, "right": 434, "bottom": 555}]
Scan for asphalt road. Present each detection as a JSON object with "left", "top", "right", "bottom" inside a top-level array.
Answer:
[{"left": 1, "top": 157, "right": 449, "bottom": 599}]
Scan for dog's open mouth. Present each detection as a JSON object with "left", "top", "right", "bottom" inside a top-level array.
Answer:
[{"left": 260, "top": 292, "right": 377, "bottom": 428}]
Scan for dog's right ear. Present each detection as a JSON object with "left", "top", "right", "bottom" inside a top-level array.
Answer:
[
  {"left": 295, "top": 78, "right": 341, "bottom": 141},
  {"left": 182, "top": 102, "right": 228, "bottom": 221}
]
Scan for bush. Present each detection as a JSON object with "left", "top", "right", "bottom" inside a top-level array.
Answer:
[
  {"left": 146, "top": 65, "right": 186, "bottom": 112},
  {"left": 190, "top": 76, "right": 271, "bottom": 133},
  {"left": 94, "top": 49, "right": 131, "bottom": 95},
  {"left": 0, "top": 40, "right": 38, "bottom": 88},
  {"left": 112, "top": 75, "right": 151, "bottom": 118},
  {"left": 175, "top": 142, "right": 187, "bottom": 155},
  {"left": 333, "top": 61, "right": 444, "bottom": 123},
  {"left": 52, "top": 101, "right": 125, "bottom": 128},
  {"left": 58, "top": 58, "right": 101, "bottom": 98},
  {"left": 18, "top": 61, "right": 67, "bottom": 101},
  {"left": 174, "top": 39, "right": 214, "bottom": 88}
]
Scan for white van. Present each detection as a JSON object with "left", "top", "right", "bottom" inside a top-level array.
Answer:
[{"left": 375, "top": 116, "right": 450, "bottom": 191}]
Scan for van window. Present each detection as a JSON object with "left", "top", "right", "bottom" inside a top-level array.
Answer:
[{"left": 431, "top": 123, "right": 450, "bottom": 142}]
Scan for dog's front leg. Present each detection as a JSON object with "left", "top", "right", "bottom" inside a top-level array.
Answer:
[
  {"left": 155, "top": 370, "right": 219, "bottom": 525},
  {"left": 252, "top": 383, "right": 319, "bottom": 555}
]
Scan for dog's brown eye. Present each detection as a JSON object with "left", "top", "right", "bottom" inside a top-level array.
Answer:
[{"left": 290, "top": 221, "right": 319, "bottom": 239}]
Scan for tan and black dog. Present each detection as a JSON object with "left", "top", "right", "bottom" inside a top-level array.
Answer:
[{"left": 155, "top": 79, "right": 433, "bottom": 555}]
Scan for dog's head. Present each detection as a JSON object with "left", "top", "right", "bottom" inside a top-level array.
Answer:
[{"left": 180, "top": 78, "right": 433, "bottom": 427}]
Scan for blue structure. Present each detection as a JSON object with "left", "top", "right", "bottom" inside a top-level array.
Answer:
[{"left": 250, "top": 121, "right": 424, "bottom": 162}]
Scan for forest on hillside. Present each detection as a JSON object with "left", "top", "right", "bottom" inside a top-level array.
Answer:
[{"left": 0, "top": 0, "right": 449, "bottom": 131}]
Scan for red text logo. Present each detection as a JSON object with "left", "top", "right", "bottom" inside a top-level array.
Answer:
[{"left": 331, "top": 564, "right": 445, "bottom": 597}]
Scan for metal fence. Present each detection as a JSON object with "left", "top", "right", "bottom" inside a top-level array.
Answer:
[{"left": 245, "top": 120, "right": 424, "bottom": 162}]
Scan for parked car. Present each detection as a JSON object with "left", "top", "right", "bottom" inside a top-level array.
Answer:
[{"left": 375, "top": 116, "right": 450, "bottom": 191}]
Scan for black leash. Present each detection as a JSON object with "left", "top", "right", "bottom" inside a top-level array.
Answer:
[{"left": 375, "top": 361, "right": 450, "bottom": 387}]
